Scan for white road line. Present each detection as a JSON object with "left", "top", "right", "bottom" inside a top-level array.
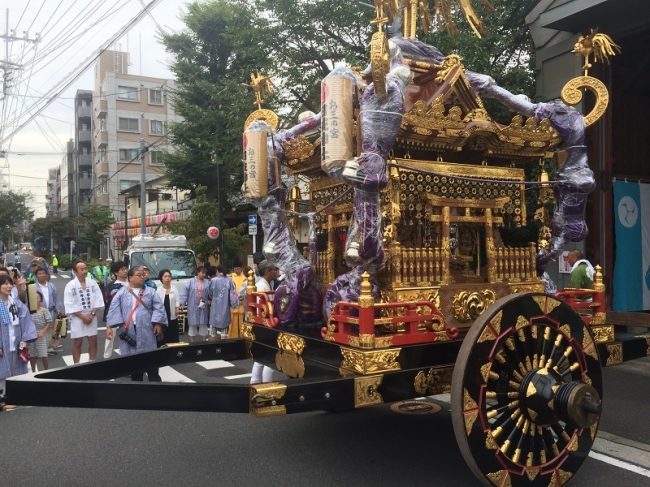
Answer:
[
  {"left": 159, "top": 366, "right": 196, "bottom": 383},
  {"left": 61, "top": 275, "right": 71, "bottom": 279},
  {"left": 224, "top": 373, "right": 252, "bottom": 379},
  {"left": 63, "top": 353, "right": 91, "bottom": 366},
  {"left": 197, "top": 360, "right": 235, "bottom": 370},
  {"left": 50, "top": 276, "right": 57, "bottom": 279},
  {"left": 589, "top": 451, "right": 650, "bottom": 478}
]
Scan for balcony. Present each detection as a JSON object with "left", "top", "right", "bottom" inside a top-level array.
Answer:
[
  {"left": 78, "top": 130, "right": 92, "bottom": 143},
  {"left": 77, "top": 105, "right": 92, "bottom": 118},
  {"left": 78, "top": 153, "right": 92, "bottom": 166},
  {"left": 95, "top": 98, "right": 108, "bottom": 118},
  {"left": 95, "top": 129, "right": 108, "bottom": 148},
  {"left": 78, "top": 177, "right": 92, "bottom": 190}
]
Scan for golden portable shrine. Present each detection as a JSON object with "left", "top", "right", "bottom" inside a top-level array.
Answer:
[{"left": 6, "top": 3, "right": 650, "bottom": 487}]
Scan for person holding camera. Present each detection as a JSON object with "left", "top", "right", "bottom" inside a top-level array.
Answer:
[
  {"left": 63, "top": 261, "right": 105, "bottom": 364},
  {"left": 179, "top": 266, "right": 209, "bottom": 343},
  {"left": 106, "top": 268, "right": 167, "bottom": 381}
]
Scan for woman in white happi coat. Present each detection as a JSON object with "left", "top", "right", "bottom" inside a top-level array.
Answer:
[
  {"left": 207, "top": 265, "right": 239, "bottom": 340},
  {"left": 106, "top": 268, "right": 167, "bottom": 381},
  {"left": 63, "top": 262, "right": 104, "bottom": 363},
  {"left": 0, "top": 274, "right": 37, "bottom": 400},
  {"left": 178, "top": 266, "right": 209, "bottom": 342}
]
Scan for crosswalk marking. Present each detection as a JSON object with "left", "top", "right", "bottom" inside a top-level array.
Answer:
[{"left": 61, "top": 275, "right": 71, "bottom": 279}]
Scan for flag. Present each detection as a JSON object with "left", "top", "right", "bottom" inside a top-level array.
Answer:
[{"left": 612, "top": 181, "right": 650, "bottom": 311}]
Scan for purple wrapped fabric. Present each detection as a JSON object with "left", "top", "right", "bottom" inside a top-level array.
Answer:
[{"left": 244, "top": 120, "right": 323, "bottom": 323}]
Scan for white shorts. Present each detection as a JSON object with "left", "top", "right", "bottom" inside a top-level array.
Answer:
[
  {"left": 69, "top": 314, "right": 98, "bottom": 339},
  {"left": 210, "top": 326, "right": 228, "bottom": 337},
  {"left": 188, "top": 323, "right": 208, "bottom": 337}
]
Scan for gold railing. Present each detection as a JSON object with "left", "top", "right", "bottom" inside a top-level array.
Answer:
[
  {"left": 493, "top": 244, "right": 537, "bottom": 282},
  {"left": 386, "top": 245, "right": 445, "bottom": 286}
]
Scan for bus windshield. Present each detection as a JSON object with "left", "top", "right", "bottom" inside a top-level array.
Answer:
[{"left": 129, "top": 250, "right": 197, "bottom": 279}]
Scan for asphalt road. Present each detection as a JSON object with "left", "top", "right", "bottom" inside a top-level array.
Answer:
[{"left": 1, "top": 249, "right": 650, "bottom": 486}]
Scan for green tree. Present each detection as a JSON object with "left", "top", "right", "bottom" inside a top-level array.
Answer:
[
  {"left": 78, "top": 204, "right": 115, "bottom": 257},
  {"left": 421, "top": 0, "right": 536, "bottom": 124},
  {"left": 0, "top": 190, "right": 33, "bottom": 247},
  {"left": 161, "top": 0, "right": 274, "bottom": 206}
]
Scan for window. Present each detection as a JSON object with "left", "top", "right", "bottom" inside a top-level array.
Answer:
[
  {"left": 150, "top": 120, "right": 164, "bottom": 135},
  {"left": 99, "top": 177, "right": 108, "bottom": 194},
  {"left": 119, "top": 180, "right": 139, "bottom": 191},
  {"left": 118, "top": 117, "right": 139, "bottom": 132},
  {"left": 117, "top": 85, "right": 139, "bottom": 101},
  {"left": 150, "top": 151, "right": 164, "bottom": 165},
  {"left": 161, "top": 193, "right": 173, "bottom": 201},
  {"left": 119, "top": 148, "right": 139, "bottom": 161},
  {"left": 149, "top": 89, "right": 162, "bottom": 105}
]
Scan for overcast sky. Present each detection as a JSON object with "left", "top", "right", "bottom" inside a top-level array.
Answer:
[{"left": 0, "top": 0, "right": 191, "bottom": 218}]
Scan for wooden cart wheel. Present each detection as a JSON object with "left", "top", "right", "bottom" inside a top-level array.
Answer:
[{"left": 451, "top": 293, "right": 602, "bottom": 487}]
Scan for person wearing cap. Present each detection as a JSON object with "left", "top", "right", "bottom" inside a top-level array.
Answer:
[{"left": 229, "top": 257, "right": 247, "bottom": 338}]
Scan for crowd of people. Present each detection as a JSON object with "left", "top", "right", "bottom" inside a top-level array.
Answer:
[{"left": 0, "top": 253, "right": 258, "bottom": 410}]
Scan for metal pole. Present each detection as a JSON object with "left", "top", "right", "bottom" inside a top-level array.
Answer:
[
  {"left": 217, "top": 158, "right": 224, "bottom": 262},
  {"left": 140, "top": 113, "right": 146, "bottom": 235}
]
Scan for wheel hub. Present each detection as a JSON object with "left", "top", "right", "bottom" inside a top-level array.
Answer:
[{"left": 520, "top": 367, "right": 601, "bottom": 429}]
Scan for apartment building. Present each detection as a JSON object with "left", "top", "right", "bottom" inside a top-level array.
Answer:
[
  {"left": 92, "top": 49, "right": 181, "bottom": 221},
  {"left": 46, "top": 166, "right": 61, "bottom": 217},
  {"left": 76, "top": 89, "right": 93, "bottom": 215},
  {"left": 59, "top": 140, "right": 74, "bottom": 218}
]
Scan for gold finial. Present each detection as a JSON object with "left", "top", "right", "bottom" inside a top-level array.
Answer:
[
  {"left": 572, "top": 29, "right": 621, "bottom": 76},
  {"left": 240, "top": 70, "right": 276, "bottom": 110},
  {"left": 247, "top": 269, "right": 257, "bottom": 293},
  {"left": 360, "top": 271, "right": 372, "bottom": 296},
  {"left": 593, "top": 265, "right": 605, "bottom": 293}
]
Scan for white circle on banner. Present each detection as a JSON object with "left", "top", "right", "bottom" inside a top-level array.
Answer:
[{"left": 618, "top": 196, "right": 638, "bottom": 228}]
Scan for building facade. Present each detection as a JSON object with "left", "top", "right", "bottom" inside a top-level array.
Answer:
[
  {"left": 46, "top": 166, "right": 61, "bottom": 216},
  {"left": 59, "top": 140, "right": 74, "bottom": 218},
  {"left": 75, "top": 89, "right": 93, "bottom": 216},
  {"left": 526, "top": 0, "right": 650, "bottom": 295},
  {"left": 92, "top": 49, "right": 181, "bottom": 222}
]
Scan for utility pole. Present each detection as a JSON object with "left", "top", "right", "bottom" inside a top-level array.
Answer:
[
  {"left": 0, "top": 8, "right": 39, "bottom": 192},
  {"left": 140, "top": 113, "right": 146, "bottom": 235}
]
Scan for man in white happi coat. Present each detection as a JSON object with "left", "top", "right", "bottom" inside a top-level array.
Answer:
[
  {"left": 179, "top": 266, "right": 209, "bottom": 342},
  {"left": 106, "top": 267, "right": 167, "bottom": 381},
  {"left": 35, "top": 267, "right": 64, "bottom": 353},
  {"left": 63, "top": 261, "right": 104, "bottom": 363}
]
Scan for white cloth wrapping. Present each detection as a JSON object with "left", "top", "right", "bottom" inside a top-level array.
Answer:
[{"left": 570, "top": 259, "right": 595, "bottom": 280}]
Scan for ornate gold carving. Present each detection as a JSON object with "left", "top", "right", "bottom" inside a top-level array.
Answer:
[
  {"left": 478, "top": 326, "right": 497, "bottom": 344},
  {"left": 402, "top": 98, "right": 465, "bottom": 131},
  {"left": 354, "top": 375, "right": 384, "bottom": 408},
  {"left": 491, "top": 310, "right": 503, "bottom": 335},
  {"left": 282, "top": 135, "right": 318, "bottom": 165},
  {"left": 340, "top": 347, "right": 402, "bottom": 375},
  {"left": 525, "top": 468, "right": 540, "bottom": 481},
  {"left": 567, "top": 435, "right": 578, "bottom": 452},
  {"left": 501, "top": 115, "right": 560, "bottom": 143},
  {"left": 561, "top": 76, "right": 610, "bottom": 128},
  {"left": 434, "top": 54, "right": 464, "bottom": 85},
  {"left": 394, "top": 287, "right": 441, "bottom": 309},
  {"left": 560, "top": 324, "right": 571, "bottom": 338},
  {"left": 486, "top": 470, "right": 510, "bottom": 487},
  {"left": 241, "top": 323, "right": 255, "bottom": 341},
  {"left": 370, "top": 30, "right": 390, "bottom": 97},
  {"left": 591, "top": 311, "right": 606, "bottom": 325},
  {"left": 515, "top": 315, "right": 529, "bottom": 330},
  {"left": 349, "top": 334, "right": 376, "bottom": 349},
  {"left": 591, "top": 325, "right": 614, "bottom": 343},
  {"left": 485, "top": 432, "right": 498, "bottom": 450},
  {"left": 572, "top": 29, "right": 621, "bottom": 74},
  {"left": 275, "top": 351, "right": 305, "bottom": 379},
  {"left": 244, "top": 108, "right": 279, "bottom": 131},
  {"left": 590, "top": 421, "right": 599, "bottom": 440},
  {"left": 452, "top": 289, "right": 497, "bottom": 322},
  {"left": 557, "top": 469, "right": 574, "bottom": 485},
  {"left": 413, "top": 366, "right": 453, "bottom": 395},
  {"left": 606, "top": 342, "right": 623, "bottom": 366},
  {"left": 480, "top": 363, "right": 492, "bottom": 384},
  {"left": 463, "top": 108, "right": 492, "bottom": 122},
  {"left": 277, "top": 333, "right": 306, "bottom": 355},
  {"left": 249, "top": 382, "right": 287, "bottom": 417},
  {"left": 546, "top": 298, "right": 562, "bottom": 314}
]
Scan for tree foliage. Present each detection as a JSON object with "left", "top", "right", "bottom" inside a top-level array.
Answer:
[
  {"left": 0, "top": 191, "right": 33, "bottom": 242},
  {"left": 161, "top": 0, "right": 274, "bottom": 206},
  {"left": 422, "top": 0, "right": 536, "bottom": 124},
  {"left": 78, "top": 204, "right": 115, "bottom": 257},
  {"left": 30, "top": 216, "right": 76, "bottom": 250}
]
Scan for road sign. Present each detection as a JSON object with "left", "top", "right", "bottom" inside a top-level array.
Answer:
[
  {"left": 248, "top": 225, "right": 258, "bottom": 236},
  {"left": 207, "top": 226, "right": 220, "bottom": 239},
  {"left": 248, "top": 215, "right": 257, "bottom": 226}
]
